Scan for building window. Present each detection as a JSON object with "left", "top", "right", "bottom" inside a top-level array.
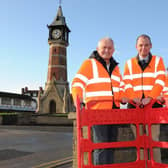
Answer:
[
  {"left": 33, "top": 93, "right": 37, "bottom": 97},
  {"left": 14, "top": 98, "right": 21, "bottom": 106},
  {"left": 1, "top": 97, "right": 11, "bottom": 105},
  {"left": 24, "top": 100, "right": 31, "bottom": 106}
]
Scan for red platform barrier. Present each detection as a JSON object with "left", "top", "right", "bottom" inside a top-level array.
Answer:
[{"left": 76, "top": 99, "right": 168, "bottom": 168}]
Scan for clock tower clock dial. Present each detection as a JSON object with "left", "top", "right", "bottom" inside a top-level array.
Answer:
[{"left": 52, "top": 29, "right": 62, "bottom": 39}]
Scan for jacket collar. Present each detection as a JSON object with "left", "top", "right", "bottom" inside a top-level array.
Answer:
[
  {"left": 136, "top": 52, "right": 152, "bottom": 63},
  {"left": 89, "top": 51, "right": 118, "bottom": 75},
  {"left": 89, "top": 50, "right": 118, "bottom": 66},
  {"left": 136, "top": 52, "right": 152, "bottom": 70}
]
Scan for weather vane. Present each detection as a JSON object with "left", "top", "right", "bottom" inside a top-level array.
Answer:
[{"left": 59, "top": 0, "right": 62, "bottom": 6}]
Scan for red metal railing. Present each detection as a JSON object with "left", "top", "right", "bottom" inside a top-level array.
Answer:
[{"left": 77, "top": 98, "right": 168, "bottom": 168}]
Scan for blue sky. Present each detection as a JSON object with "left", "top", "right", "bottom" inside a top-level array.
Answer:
[{"left": 1, "top": 0, "right": 168, "bottom": 93}]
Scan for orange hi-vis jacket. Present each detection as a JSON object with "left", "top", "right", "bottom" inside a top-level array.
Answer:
[
  {"left": 123, "top": 55, "right": 165, "bottom": 100},
  {"left": 71, "top": 58, "right": 124, "bottom": 109},
  {"left": 162, "top": 73, "right": 168, "bottom": 98}
]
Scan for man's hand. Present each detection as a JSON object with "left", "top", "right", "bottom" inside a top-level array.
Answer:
[
  {"left": 132, "top": 97, "right": 142, "bottom": 106},
  {"left": 141, "top": 97, "right": 152, "bottom": 106},
  {"left": 121, "top": 97, "right": 129, "bottom": 104},
  {"left": 156, "top": 96, "right": 165, "bottom": 104}
]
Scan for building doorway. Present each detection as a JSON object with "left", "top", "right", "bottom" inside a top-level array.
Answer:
[{"left": 49, "top": 100, "right": 56, "bottom": 114}]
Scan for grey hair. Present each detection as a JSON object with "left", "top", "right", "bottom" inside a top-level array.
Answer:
[{"left": 97, "top": 37, "right": 114, "bottom": 47}]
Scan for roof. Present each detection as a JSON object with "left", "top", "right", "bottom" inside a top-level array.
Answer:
[
  {"left": 48, "top": 6, "right": 70, "bottom": 32},
  {"left": 0, "top": 91, "right": 34, "bottom": 101}
]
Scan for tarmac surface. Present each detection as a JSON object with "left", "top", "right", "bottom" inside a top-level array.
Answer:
[{"left": 0, "top": 125, "right": 73, "bottom": 168}]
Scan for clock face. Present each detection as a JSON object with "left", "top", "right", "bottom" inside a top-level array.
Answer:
[{"left": 52, "top": 29, "right": 62, "bottom": 39}]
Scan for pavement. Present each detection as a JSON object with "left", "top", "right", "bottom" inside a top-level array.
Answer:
[{"left": 0, "top": 125, "right": 73, "bottom": 168}]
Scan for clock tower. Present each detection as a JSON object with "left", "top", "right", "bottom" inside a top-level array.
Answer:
[
  {"left": 38, "top": 5, "right": 73, "bottom": 114},
  {"left": 46, "top": 5, "right": 70, "bottom": 93}
]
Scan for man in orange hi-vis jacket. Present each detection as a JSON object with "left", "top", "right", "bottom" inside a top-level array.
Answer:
[
  {"left": 123, "top": 34, "right": 166, "bottom": 163},
  {"left": 156, "top": 68, "right": 168, "bottom": 105},
  {"left": 71, "top": 37, "right": 126, "bottom": 165},
  {"left": 162, "top": 68, "right": 168, "bottom": 99}
]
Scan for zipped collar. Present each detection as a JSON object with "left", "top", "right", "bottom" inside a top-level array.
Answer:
[
  {"left": 89, "top": 50, "right": 118, "bottom": 75},
  {"left": 137, "top": 52, "right": 152, "bottom": 71}
]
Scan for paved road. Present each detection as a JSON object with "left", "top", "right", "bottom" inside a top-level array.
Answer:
[{"left": 0, "top": 125, "right": 73, "bottom": 168}]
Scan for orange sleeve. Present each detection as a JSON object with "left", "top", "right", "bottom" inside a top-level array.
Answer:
[
  {"left": 123, "top": 60, "right": 135, "bottom": 99},
  {"left": 118, "top": 67, "right": 125, "bottom": 100},
  {"left": 163, "top": 75, "right": 168, "bottom": 98},
  {"left": 148, "top": 57, "right": 166, "bottom": 98},
  {"left": 71, "top": 59, "right": 92, "bottom": 104}
]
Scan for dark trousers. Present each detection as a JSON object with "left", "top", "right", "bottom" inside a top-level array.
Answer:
[
  {"left": 92, "top": 125, "right": 118, "bottom": 165},
  {"left": 128, "top": 102, "right": 162, "bottom": 162}
]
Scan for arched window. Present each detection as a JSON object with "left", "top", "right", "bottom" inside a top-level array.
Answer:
[{"left": 49, "top": 100, "right": 56, "bottom": 114}]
